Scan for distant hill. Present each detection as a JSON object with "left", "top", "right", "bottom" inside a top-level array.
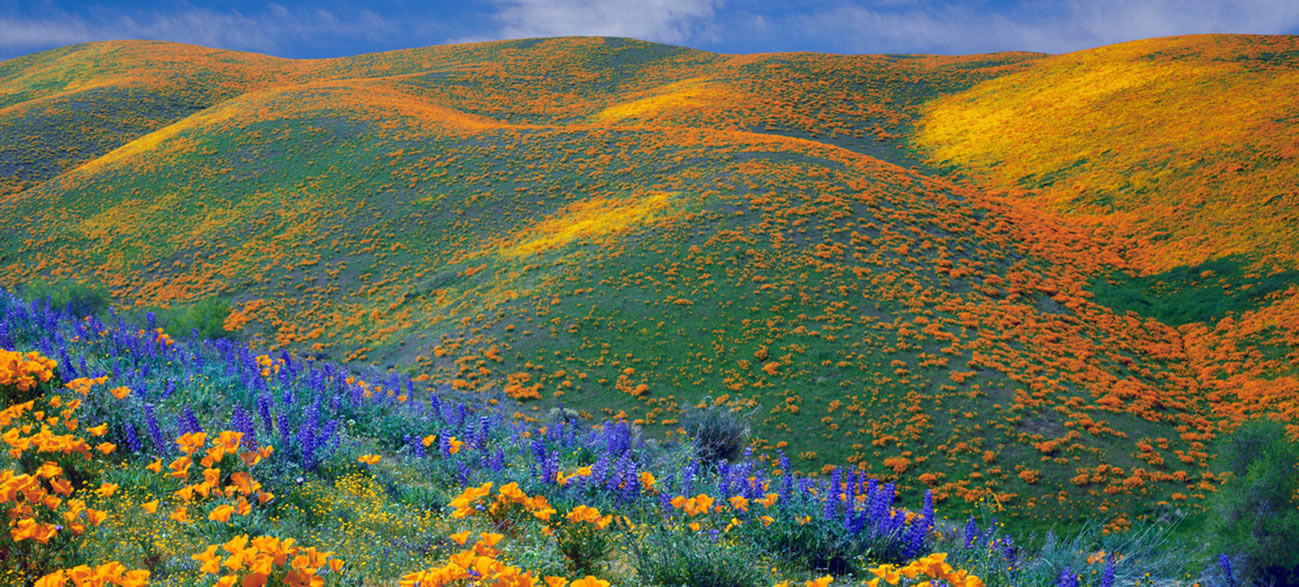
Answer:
[{"left": 1, "top": 34, "right": 1295, "bottom": 531}]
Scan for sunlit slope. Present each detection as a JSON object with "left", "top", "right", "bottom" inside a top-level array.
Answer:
[
  {"left": 5, "top": 36, "right": 1294, "bottom": 532},
  {"left": 0, "top": 41, "right": 320, "bottom": 197},
  {"left": 914, "top": 34, "right": 1299, "bottom": 272},
  {"left": 0, "top": 38, "right": 1037, "bottom": 197},
  {"left": 912, "top": 35, "right": 1299, "bottom": 446},
  {"left": 1, "top": 65, "right": 1226, "bottom": 530}
]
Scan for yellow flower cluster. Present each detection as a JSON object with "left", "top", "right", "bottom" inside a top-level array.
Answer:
[
  {"left": 0, "top": 369, "right": 152, "bottom": 585},
  {"left": 864, "top": 552, "right": 983, "bottom": 587},
  {"left": 148, "top": 431, "right": 274, "bottom": 525},
  {"left": 669, "top": 493, "right": 716, "bottom": 516},
  {"left": 564, "top": 504, "right": 612, "bottom": 530},
  {"left": 2, "top": 397, "right": 105, "bottom": 460},
  {"left": 495, "top": 482, "right": 557, "bottom": 522},
  {"left": 555, "top": 465, "right": 592, "bottom": 486},
  {"left": 34, "top": 562, "right": 150, "bottom": 587},
  {"left": 192, "top": 534, "right": 343, "bottom": 587},
  {"left": 2, "top": 397, "right": 112, "bottom": 546},
  {"left": 400, "top": 531, "right": 610, "bottom": 587},
  {"left": 421, "top": 433, "right": 464, "bottom": 454},
  {"left": 0, "top": 349, "right": 56, "bottom": 393},
  {"left": 254, "top": 354, "right": 284, "bottom": 379},
  {"left": 63, "top": 376, "right": 109, "bottom": 397},
  {"left": 448, "top": 481, "right": 557, "bottom": 524}
]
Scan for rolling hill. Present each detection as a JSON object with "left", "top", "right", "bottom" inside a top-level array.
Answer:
[{"left": 1, "top": 34, "right": 1296, "bottom": 533}]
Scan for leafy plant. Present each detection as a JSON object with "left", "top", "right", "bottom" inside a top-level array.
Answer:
[
  {"left": 1205, "top": 418, "right": 1299, "bottom": 585},
  {"left": 20, "top": 279, "right": 111, "bottom": 319},
  {"left": 682, "top": 404, "right": 750, "bottom": 465},
  {"left": 632, "top": 523, "right": 766, "bottom": 587}
]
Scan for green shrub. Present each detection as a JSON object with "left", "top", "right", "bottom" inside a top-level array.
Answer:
[
  {"left": 1205, "top": 418, "right": 1299, "bottom": 585},
  {"left": 134, "top": 297, "right": 236, "bottom": 340},
  {"left": 744, "top": 508, "right": 864, "bottom": 575},
  {"left": 557, "top": 517, "right": 613, "bottom": 577},
  {"left": 170, "top": 297, "right": 235, "bottom": 340},
  {"left": 20, "top": 279, "right": 111, "bottom": 318},
  {"left": 632, "top": 524, "right": 765, "bottom": 586},
  {"left": 682, "top": 404, "right": 750, "bottom": 465}
]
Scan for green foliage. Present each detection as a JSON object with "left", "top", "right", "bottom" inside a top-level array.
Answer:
[
  {"left": 1088, "top": 255, "right": 1299, "bottom": 325},
  {"left": 632, "top": 524, "right": 766, "bottom": 587},
  {"left": 20, "top": 279, "right": 111, "bottom": 319},
  {"left": 1205, "top": 418, "right": 1299, "bottom": 585},
  {"left": 682, "top": 404, "right": 750, "bottom": 465},
  {"left": 138, "top": 297, "right": 236, "bottom": 340},
  {"left": 558, "top": 520, "right": 613, "bottom": 577},
  {"left": 744, "top": 507, "right": 866, "bottom": 575}
]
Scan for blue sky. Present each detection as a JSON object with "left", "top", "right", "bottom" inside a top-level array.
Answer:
[{"left": 3, "top": 0, "right": 1298, "bottom": 61}]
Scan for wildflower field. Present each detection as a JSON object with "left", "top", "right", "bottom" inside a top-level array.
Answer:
[
  {"left": 0, "top": 33, "right": 1297, "bottom": 584},
  {"left": 0, "top": 291, "right": 1274, "bottom": 585}
]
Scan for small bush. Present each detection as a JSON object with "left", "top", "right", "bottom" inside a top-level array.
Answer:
[
  {"left": 21, "top": 279, "right": 111, "bottom": 318},
  {"left": 170, "top": 297, "right": 235, "bottom": 340},
  {"left": 135, "top": 297, "right": 236, "bottom": 340},
  {"left": 683, "top": 404, "right": 750, "bottom": 464},
  {"left": 632, "top": 525, "right": 765, "bottom": 587},
  {"left": 746, "top": 509, "right": 864, "bottom": 575},
  {"left": 1205, "top": 418, "right": 1299, "bottom": 585}
]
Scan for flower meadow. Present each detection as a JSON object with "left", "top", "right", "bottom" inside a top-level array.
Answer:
[
  {"left": 5, "top": 35, "right": 1299, "bottom": 539},
  {"left": 1, "top": 290, "right": 1268, "bottom": 585}
]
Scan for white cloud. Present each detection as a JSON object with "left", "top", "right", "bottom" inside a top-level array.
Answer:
[
  {"left": 0, "top": 4, "right": 434, "bottom": 57},
  {"left": 791, "top": 0, "right": 1299, "bottom": 55},
  {"left": 486, "top": 0, "right": 723, "bottom": 45}
]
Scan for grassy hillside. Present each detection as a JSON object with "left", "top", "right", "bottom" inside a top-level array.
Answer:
[
  {"left": 0, "top": 34, "right": 1296, "bottom": 541},
  {"left": 6, "top": 290, "right": 1250, "bottom": 586}
]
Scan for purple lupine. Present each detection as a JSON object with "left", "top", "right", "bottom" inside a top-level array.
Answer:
[
  {"left": 964, "top": 516, "right": 979, "bottom": 548},
  {"left": 296, "top": 404, "right": 320, "bottom": 469},
  {"left": 777, "top": 453, "right": 793, "bottom": 507},
  {"left": 680, "top": 458, "right": 697, "bottom": 496},
  {"left": 615, "top": 454, "right": 638, "bottom": 503},
  {"left": 1219, "top": 554, "right": 1237, "bottom": 587},
  {"left": 59, "top": 348, "right": 76, "bottom": 379},
  {"left": 123, "top": 422, "right": 142, "bottom": 454},
  {"left": 543, "top": 451, "right": 560, "bottom": 485},
  {"left": 182, "top": 406, "right": 203, "bottom": 435},
  {"left": 408, "top": 435, "right": 426, "bottom": 458},
  {"left": 591, "top": 455, "right": 611, "bottom": 487},
  {"left": 277, "top": 412, "right": 292, "bottom": 452},
  {"left": 1100, "top": 553, "right": 1116, "bottom": 587},
  {"left": 1055, "top": 568, "right": 1078, "bottom": 587},
  {"left": 232, "top": 405, "right": 259, "bottom": 450},
  {"left": 144, "top": 404, "right": 168, "bottom": 455},
  {"left": 868, "top": 483, "right": 893, "bottom": 530},
  {"left": 604, "top": 421, "right": 629, "bottom": 456},
  {"left": 489, "top": 449, "right": 504, "bottom": 473},
  {"left": 161, "top": 379, "right": 176, "bottom": 400},
  {"left": 257, "top": 393, "right": 275, "bottom": 433},
  {"left": 428, "top": 393, "right": 443, "bottom": 420},
  {"left": 843, "top": 477, "right": 858, "bottom": 530},
  {"left": 983, "top": 518, "right": 999, "bottom": 546},
  {"left": 1001, "top": 534, "right": 1018, "bottom": 569},
  {"left": 824, "top": 467, "right": 843, "bottom": 520},
  {"left": 902, "top": 512, "right": 928, "bottom": 558},
  {"left": 477, "top": 416, "right": 490, "bottom": 448}
]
